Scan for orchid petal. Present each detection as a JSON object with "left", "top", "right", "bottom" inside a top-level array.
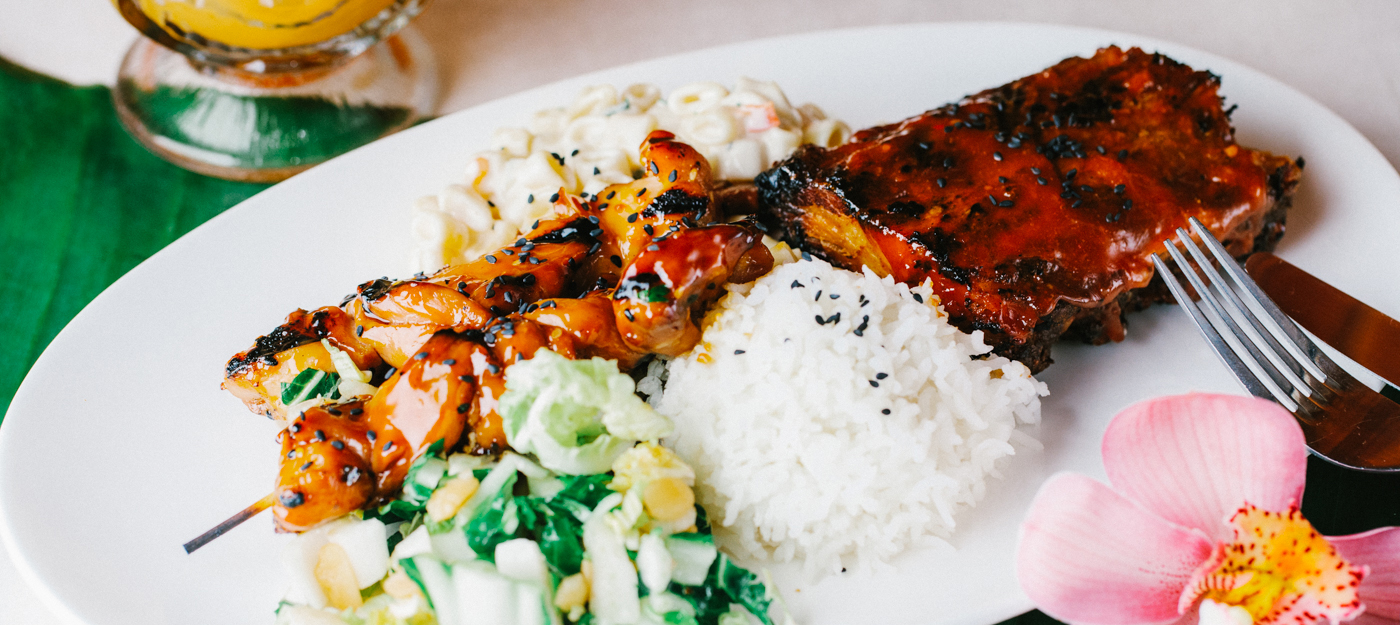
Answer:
[
  {"left": 1102, "top": 393, "right": 1307, "bottom": 542},
  {"left": 1018, "top": 473, "right": 1215, "bottom": 625},
  {"left": 1330, "top": 526, "right": 1400, "bottom": 620}
]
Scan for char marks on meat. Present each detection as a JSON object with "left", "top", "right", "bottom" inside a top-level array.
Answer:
[{"left": 755, "top": 46, "right": 1302, "bottom": 372}]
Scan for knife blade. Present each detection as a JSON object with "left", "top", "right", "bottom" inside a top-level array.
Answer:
[{"left": 1245, "top": 252, "right": 1400, "bottom": 400}]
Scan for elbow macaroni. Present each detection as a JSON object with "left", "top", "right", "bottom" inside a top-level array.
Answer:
[{"left": 409, "top": 78, "right": 851, "bottom": 273}]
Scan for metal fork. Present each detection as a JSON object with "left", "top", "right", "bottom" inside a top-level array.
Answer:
[{"left": 1153, "top": 217, "right": 1400, "bottom": 472}]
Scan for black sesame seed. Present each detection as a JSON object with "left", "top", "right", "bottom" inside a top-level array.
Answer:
[
  {"left": 936, "top": 178, "right": 947, "bottom": 188},
  {"left": 734, "top": 350, "right": 746, "bottom": 355},
  {"left": 912, "top": 293, "right": 924, "bottom": 303},
  {"left": 457, "top": 403, "right": 470, "bottom": 413},
  {"left": 485, "top": 255, "right": 497, "bottom": 264},
  {"left": 636, "top": 188, "right": 646, "bottom": 198},
  {"left": 1030, "top": 167, "right": 1041, "bottom": 175},
  {"left": 383, "top": 441, "right": 394, "bottom": 452},
  {"left": 610, "top": 255, "right": 622, "bottom": 267},
  {"left": 869, "top": 380, "right": 879, "bottom": 388},
  {"left": 1000, "top": 200, "right": 1014, "bottom": 207},
  {"left": 527, "top": 194, "right": 535, "bottom": 203},
  {"left": 1114, "top": 184, "right": 1126, "bottom": 194},
  {"left": 791, "top": 280, "right": 804, "bottom": 289},
  {"left": 328, "top": 408, "right": 341, "bottom": 416},
  {"left": 993, "top": 152, "right": 1003, "bottom": 161},
  {"left": 649, "top": 161, "right": 659, "bottom": 175},
  {"left": 647, "top": 244, "right": 659, "bottom": 251},
  {"left": 876, "top": 372, "right": 888, "bottom": 379},
  {"left": 1037, "top": 177, "right": 1048, "bottom": 185},
  {"left": 623, "top": 309, "right": 635, "bottom": 322},
  {"left": 443, "top": 359, "right": 457, "bottom": 366},
  {"left": 414, "top": 352, "right": 428, "bottom": 360},
  {"left": 280, "top": 491, "right": 305, "bottom": 508},
  {"left": 1118, "top": 149, "right": 1128, "bottom": 160},
  {"left": 1066, "top": 168, "right": 1078, "bottom": 179},
  {"left": 349, "top": 408, "right": 363, "bottom": 416},
  {"left": 331, "top": 440, "right": 344, "bottom": 450},
  {"left": 815, "top": 315, "right": 826, "bottom": 325},
  {"left": 355, "top": 325, "right": 364, "bottom": 337},
  {"left": 1123, "top": 199, "right": 1133, "bottom": 210},
  {"left": 668, "top": 170, "right": 678, "bottom": 182},
  {"left": 1072, "top": 199, "right": 1083, "bottom": 208},
  {"left": 550, "top": 193, "right": 560, "bottom": 203},
  {"left": 998, "top": 176, "right": 1009, "bottom": 184},
  {"left": 830, "top": 293, "right": 840, "bottom": 299},
  {"left": 314, "top": 430, "right": 325, "bottom": 441},
  {"left": 815, "top": 290, "right": 822, "bottom": 301},
  {"left": 607, "top": 190, "right": 616, "bottom": 199},
  {"left": 486, "top": 363, "right": 500, "bottom": 374},
  {"left": 881, "top": 409, "right": 891, "bottom": 415}
]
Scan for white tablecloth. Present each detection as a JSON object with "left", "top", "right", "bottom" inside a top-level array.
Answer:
[{"left": 4, "top": 0, "right": 1399, "bottom": 622}]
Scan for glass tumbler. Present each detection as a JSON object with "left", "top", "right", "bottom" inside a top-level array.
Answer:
[{"left": 112, "top": 0, "right": 438, "bottom": 182}]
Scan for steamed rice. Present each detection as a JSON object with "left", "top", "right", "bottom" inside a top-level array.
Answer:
[{"left": 650, "top": 258, "right": 1047, "bottom": 577}]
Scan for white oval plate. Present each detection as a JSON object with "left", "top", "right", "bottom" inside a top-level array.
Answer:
[{"left": 3, "top": 22, "right": 1398, "bottom": 625}]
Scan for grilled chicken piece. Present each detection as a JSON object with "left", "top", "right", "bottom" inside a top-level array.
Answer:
[
  {"left": 755, "top": 46, "right": 1302, "bottom": 372},
  {"left": 524, "top": 292, "right": 648, "bottom": 370},
  {"left": 224, "top": 307, "right": 383, "bottom": 420},
  {"left": 275, "top": 332, "right": 499, "bottom": 531},
  {"left": 274, "top": 400, "right": 374, "bottom": 532},
  {"left": 613, "top": 224, "right": 773, "bottom": 356}
]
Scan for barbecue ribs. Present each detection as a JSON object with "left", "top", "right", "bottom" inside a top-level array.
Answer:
[{"left": 754, "top": 46, "right": 1302, "bottom": 372}]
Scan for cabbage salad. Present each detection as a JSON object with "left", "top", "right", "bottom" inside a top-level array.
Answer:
[{"left": 275, "top": 351, "right": 779, "bottom": 625}]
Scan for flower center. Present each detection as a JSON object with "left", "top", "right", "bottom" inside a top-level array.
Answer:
[{"left": 1181, "top": 505, "right": 1364, "bottom": 625}]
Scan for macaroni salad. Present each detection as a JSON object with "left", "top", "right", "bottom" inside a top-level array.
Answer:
[{"left": 409, "top": 79, "right": 850, "bottom": 272}]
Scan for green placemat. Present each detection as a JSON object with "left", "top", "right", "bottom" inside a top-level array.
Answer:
[
  {"left": 0, "top": 55, "right": 1394, "bottom": 625},
  {"left": 0, "top": 58, "right": 268, "bottom": 420}
]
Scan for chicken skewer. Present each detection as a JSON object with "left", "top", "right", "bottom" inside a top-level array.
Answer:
[{"left": 186, "top": 132, "right": 773, "bottom": 550}]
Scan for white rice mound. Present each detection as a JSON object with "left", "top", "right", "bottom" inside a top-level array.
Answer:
[{"left": 651, "top": 258, "right": 1047, "bottom": 577}]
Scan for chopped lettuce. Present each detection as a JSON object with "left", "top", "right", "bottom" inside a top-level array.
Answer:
[
  {"left": 555, "top": 474, "right": 614, "bottom": 509},
  {"left": 321, "top": 339, "right": 379, "bottom": 398},
  {"left": 461, "top": 472, "right": 590, "bottom": 577},
  {"left": 664, "top": 534, "right": 717, "bottom": 587},
  {"left": 373, "top": 440, "right": 447, "bottom": 524},
  {"left": 281, "top": 368, "right": 341, "bottom": 405},
  {"left": 499, "top": 350, "right": 673, "bottom": 474}
]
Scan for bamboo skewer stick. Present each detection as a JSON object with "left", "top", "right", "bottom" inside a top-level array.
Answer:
[{"left": 183, "top": 492, "right": 276, "bottom": 554}]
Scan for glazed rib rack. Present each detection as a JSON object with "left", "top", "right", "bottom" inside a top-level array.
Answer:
[{"left": 755, "top": 46, "right": 1302, "bottom": 371}]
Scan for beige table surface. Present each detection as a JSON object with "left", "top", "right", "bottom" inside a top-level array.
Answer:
[{"left": 4, "top": 0, "right": 1400, "bottom": 622}]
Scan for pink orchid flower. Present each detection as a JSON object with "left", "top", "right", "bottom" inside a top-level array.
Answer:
[{"left": 1017, "top": 393, "right": 1400, "bottom": 625}]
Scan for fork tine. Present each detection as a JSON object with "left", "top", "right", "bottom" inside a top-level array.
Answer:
[
  {"left": 1188, "top": 217, "right": 1330, "bottom": 382},
  {"left": 1152, "top": 250, "right": 1296, "bottom": 410},
  {"left": 1160, "top": 240, "right": 1302, "bottom": 411},
  {"left": 1173, "top": 228, "right": 1317, "bottom": 397}
]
